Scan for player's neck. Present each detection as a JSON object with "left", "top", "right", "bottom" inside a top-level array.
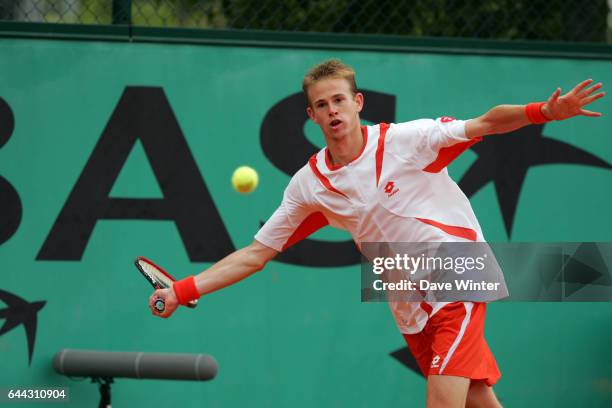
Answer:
[{"left": 326, "top": 125, "right": 364, "bottom": 167}]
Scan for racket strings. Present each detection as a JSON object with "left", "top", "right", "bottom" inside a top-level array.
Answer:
[
  {"left": 138, "top": 260, "right": 173, "bottom": 288},
  {"left": 136, "top": 257, "right": 198, "bottom": 309}
]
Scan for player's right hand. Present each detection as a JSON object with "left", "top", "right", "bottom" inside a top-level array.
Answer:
[{"left": 149, "top": 287, "right": 179, "bottom": 318}]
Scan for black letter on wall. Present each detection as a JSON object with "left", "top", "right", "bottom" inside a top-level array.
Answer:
[
  {"left": 37, "top": 87, "right": 234, "bottom": 261},
  {"left": 0, "top": 97, "right": 22, "bottom": 246}
]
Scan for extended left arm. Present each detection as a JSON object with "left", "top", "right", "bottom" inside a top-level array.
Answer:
[{"left": 465, "top": 79, "right": 605, "bottom": 139}]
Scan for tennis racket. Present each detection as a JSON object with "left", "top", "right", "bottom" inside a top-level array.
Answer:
[{"left": 135, "top": 256, "right": 198, "bottom": 313}]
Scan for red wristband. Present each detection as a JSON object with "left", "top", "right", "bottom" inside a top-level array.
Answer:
[
  {"left": 525, "top": 102, "right": 551, "bottom": 124},
  {"left": 173, "top": 276, "right": 200, "bottom": 306}
]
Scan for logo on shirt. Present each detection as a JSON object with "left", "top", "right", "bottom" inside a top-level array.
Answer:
[
  {"left": 440, "top": 116, "right": 456, "bottom": 123},
  {"left": 431, "top": 355, "right": 441, "bottom": 368},
  {"left": 384, "top": 181, "right": 399, "bottom": 197}
]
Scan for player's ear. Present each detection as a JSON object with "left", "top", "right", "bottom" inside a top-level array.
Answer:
[
  {"left": 306, "top": 106, "right": 318, "bottom": 123},
  {"left": 354, "top": 92, "right": 364, "bottom": 113}
]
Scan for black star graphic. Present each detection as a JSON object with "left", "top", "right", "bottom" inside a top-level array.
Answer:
[
  {"left": 390, "top": 346, "right": 424, "bottom": 378},
  {"left": 459, "top": 124, "right": 611, "bottom": 237},
  {"left": 0, "top": 289, "right": 46, "bottom": 365}
]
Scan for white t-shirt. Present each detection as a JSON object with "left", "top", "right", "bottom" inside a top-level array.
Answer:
[{"left": 255, "top": 118, "right": 484, "bottom": 333}]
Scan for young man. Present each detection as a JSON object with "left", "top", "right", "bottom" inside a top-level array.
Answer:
[{"left": 149, "top": 60, "right": 604, "bottom": 407}]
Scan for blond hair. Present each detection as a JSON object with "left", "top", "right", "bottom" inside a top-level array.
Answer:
[{"left": 302, "top": 59, "right": 357, "bottom": 103}]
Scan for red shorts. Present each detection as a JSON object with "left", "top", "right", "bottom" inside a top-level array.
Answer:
[{"left": 403, "top": 302, "right": 500, "bottom": 386}]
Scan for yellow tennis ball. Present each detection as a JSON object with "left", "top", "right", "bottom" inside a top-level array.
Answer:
[{"left": 231, "top": 166, "right": 259, "bottom": 194}]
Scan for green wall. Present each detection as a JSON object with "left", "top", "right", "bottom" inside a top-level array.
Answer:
[{"left": 0, "top": 37, "right": 611, "bottom": 407}]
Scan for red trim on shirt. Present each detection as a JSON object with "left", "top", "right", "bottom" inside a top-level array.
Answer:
[
  {"left": 415, "top": 218, "right": 478, "bottom": 241},
  {"left": 420, "top": 302, "right": 433, "bottom": 315},
  {"left": 281, "top": 211, "right": 329, "bottom": 251},
  {"left": 308, "top": 155, "right": 349, "bottom": 198},
  {"left": 422, "top": 137, "right": 482, "bottom": 173},
  {"left": 375, "top": 123, "right": 391, "bottom": 187},
  {"left": 324, "top": 126, "right": 369, "bottom": 171}
]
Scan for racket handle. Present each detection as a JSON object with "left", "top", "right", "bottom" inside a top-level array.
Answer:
[{"left": 154, "top": 298, "right": 165, "bottom": 313}]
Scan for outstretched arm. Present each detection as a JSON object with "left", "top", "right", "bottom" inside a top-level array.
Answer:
[
  {"left": 149, "top": 240, "right": 278, "bottom": 318},
  {"left": 465, "top": 79, "right": 605, "bottom": 139}
]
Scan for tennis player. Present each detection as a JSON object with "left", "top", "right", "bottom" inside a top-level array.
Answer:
[{"left": 149, "top": 60, "right": 604, "bottom": 407}]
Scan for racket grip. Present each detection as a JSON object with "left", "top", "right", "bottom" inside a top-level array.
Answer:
[{"left": 154, "top": 298, "right": 165, "bottom": 313}]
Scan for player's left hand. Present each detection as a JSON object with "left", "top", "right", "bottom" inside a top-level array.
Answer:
[{"left": 542, "top": 79, "right": 605, "bottom": 120}]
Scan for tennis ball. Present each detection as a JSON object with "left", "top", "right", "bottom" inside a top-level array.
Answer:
[{"left": 231, "top": 166, "right": 259, "bottom": 194}]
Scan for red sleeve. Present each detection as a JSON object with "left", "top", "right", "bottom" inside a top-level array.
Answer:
[
  {"left": 255, "top": 173, "right": 328, "bottom": 252},
  {"left": 388, "top": 118, "right": 480, "bottom": 172}
]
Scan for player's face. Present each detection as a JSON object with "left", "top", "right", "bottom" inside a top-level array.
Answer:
[{"left": 306, "top": 78, "right": 364, "bottom": 141}]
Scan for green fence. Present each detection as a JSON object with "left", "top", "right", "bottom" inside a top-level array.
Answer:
[{"left": 1, "top": 0, "right": 612, "bottom": 42}]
